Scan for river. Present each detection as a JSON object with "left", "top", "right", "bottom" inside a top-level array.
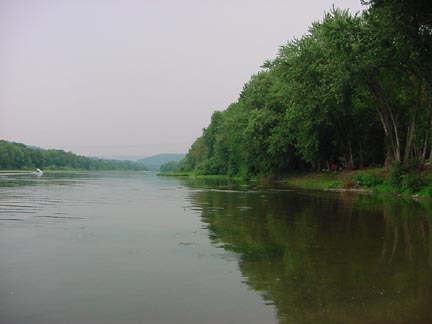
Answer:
[{"left": 0, "top": 172, "right": 431, "bottom": 324}]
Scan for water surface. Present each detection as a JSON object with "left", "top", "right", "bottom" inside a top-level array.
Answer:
[{"left": 1, "top": 172, "right": 431, "bottom": 324}]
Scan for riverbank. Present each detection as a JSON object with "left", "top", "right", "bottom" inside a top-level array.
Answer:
[
  {"left": 280, "top": 168, "right": 432, "bottom": 199},
  {"left": 159, "top": 168, "right": 432, "bottom": 200}
]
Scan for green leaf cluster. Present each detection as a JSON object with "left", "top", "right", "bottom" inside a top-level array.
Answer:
[{"left": 183, "top": 2, "right": 432, "bottom": 177}]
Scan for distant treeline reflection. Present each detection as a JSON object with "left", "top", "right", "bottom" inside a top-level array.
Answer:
[{"left": 184, "top": 179, "right": 432, "bottom": 324}]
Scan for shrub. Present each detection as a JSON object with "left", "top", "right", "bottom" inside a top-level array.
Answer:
[
  {"left": 352, "top": 172, "right": 384, "bottom": 187},
  {"left": 388, "top": 161, "right": 407, "bottom": 188},
  {"left": 400, "top": 173, "right": 425, "bottom": 194},
  {"left": 160, "top": 161, "right": 180, "bottom": 173},
  {"left": 406, "top": 158, "right": 422, "bottom": 172},
  {"left": 387, "top": 160, "right": 426, "bottom": 193},
  {"left": 418, "top": 180, "right": 432, "bottom": 197}
]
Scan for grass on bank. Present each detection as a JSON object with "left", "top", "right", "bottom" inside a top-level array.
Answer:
[
  {"left": 282, "top": 167, "right": 432, "bottom": 198},
  {"left": 281, "top": 171, "right": 346, "bottom": 190},
  {"left": 159, "top": 165, "right": 432, "bottom": 200}
]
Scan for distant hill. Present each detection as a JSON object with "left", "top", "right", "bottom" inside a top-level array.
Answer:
[
  {"left": 138, "top": 154, "right": 185, "bottom": 170},
  {"left": 98, "top": 155, "right": 142, "bottom": 162}
]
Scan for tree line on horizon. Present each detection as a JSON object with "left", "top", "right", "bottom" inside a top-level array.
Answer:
[
  {"left": 0, "top": 140, "right": 148, "bottom": 171},
  {"left": 180, "top": 0, "right": 432, "bottom": 177}
]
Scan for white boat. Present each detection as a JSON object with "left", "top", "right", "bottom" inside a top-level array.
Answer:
[{"left": 33, "top": 168, "right": 43, "bottom": 177}]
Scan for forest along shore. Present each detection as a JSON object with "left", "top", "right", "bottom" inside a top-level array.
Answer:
[{"left": 177, "top": 2, "right": 432, "bottom": 199}]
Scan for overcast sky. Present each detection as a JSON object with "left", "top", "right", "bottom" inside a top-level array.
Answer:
[{"left": 0, "top": 0, "right": 365, "bottom": 158}]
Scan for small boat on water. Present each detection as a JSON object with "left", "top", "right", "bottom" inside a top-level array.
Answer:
[{"left": 33, "top": 168, "right": 43, "bottom": 177}]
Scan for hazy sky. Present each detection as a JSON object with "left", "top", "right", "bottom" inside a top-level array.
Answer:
[{"left": 0, "top": 0, "right": 365, "bottom": 158}]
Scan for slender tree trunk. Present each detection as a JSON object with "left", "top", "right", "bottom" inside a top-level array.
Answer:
[
  {"left": 413, "top": 143, "right": 418, "bottom": 159},
  {"left": 368, "top": 78, "right": 400, "bottom": 162},
  {"left": 403, "top": 120, "right": 415, "bottom": 163},
  {"left": 423, "top": 108, "right": 432, "bottom": 164},
  {"left": 421, "top": 128, "right": 429, "bottom": 164},
  {"left": 372, "top": 78, "right": 401, "bottom": 161},
  {"left": 424, "top": 78, "right": 432, "bottom": 163},
  {"left": 376, "top": 108, "right": 389, "bottom": 136},
  {"left": 348, "top": 142, "right": 353, "bottom": 170},
  {"left": 421, "top": 94, "right": 431, "bottom": 164},
  {"left": 429, "top": 137, "right": 432, "bottom": 161},
  {"left": 388, "top": 107, "right": 401, "bottom": 161},
  {"left": 343, "top": 88, "right": 354, "bottom": 170}
]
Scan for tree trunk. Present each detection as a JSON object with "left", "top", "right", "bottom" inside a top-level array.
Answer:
[
  {"left": 403, "top": 120, "right": 415, "bottom": 163},
  {"left": 421, "top": 108, "right": 432, "bottom": 165},
  {"left": 429, "top": 136, "right": 432, "bottom": 162},
  {"left": 388, "top": 106, "right": 401, "bottom": 161},
  {"left": 348, "top": 142, "right": 354, "bottom": 170},
  {"left": 368, "top": 78, "right": 400, "bottom": 162},
  {"left": 421, "top": 128, "right": 428, "bottom": 164},
  {"left": 425, "top": 78, "right": 432, "bottom": 163}
]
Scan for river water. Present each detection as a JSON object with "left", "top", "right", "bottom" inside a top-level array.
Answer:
[{"left": 0, "top": 172, "right": 431, "bottom": 324}]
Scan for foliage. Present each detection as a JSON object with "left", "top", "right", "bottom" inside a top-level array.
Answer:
[
  {"left": 400, "top": 173, "right": 426, "bottom": 194},
  {"left": 387, "top": 160, "right": 422, "bottom": 190},
  {"left": 0, "top": 140, "right": 147, "bottom": 171},
  {"left": 388, "top": 161, "right": 407, "bottom": 188},
  {"left": 159, "top": 161, "right": 181, "bottom": 173},
  {"left": 418, "top": 181, "right": 432, "bottom": 198},
  {"left": 353, "top": 172, "right": 384, "bottom": 187},
  {"left": 182, "top": 1, "right": 432, "bottom": 178}
]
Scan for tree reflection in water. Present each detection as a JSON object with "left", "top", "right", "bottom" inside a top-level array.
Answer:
[{"left": 183, "top": 178, "right": 432, "bottom": 324}]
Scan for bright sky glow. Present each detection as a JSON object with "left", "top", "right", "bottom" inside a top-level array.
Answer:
[{"left": 0, "top": 0, "right": 365, "bottom": 158}]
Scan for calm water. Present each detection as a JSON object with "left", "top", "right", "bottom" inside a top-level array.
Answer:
[{"left": 0, "top": 172, "right": 431, "bottom": 324}]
